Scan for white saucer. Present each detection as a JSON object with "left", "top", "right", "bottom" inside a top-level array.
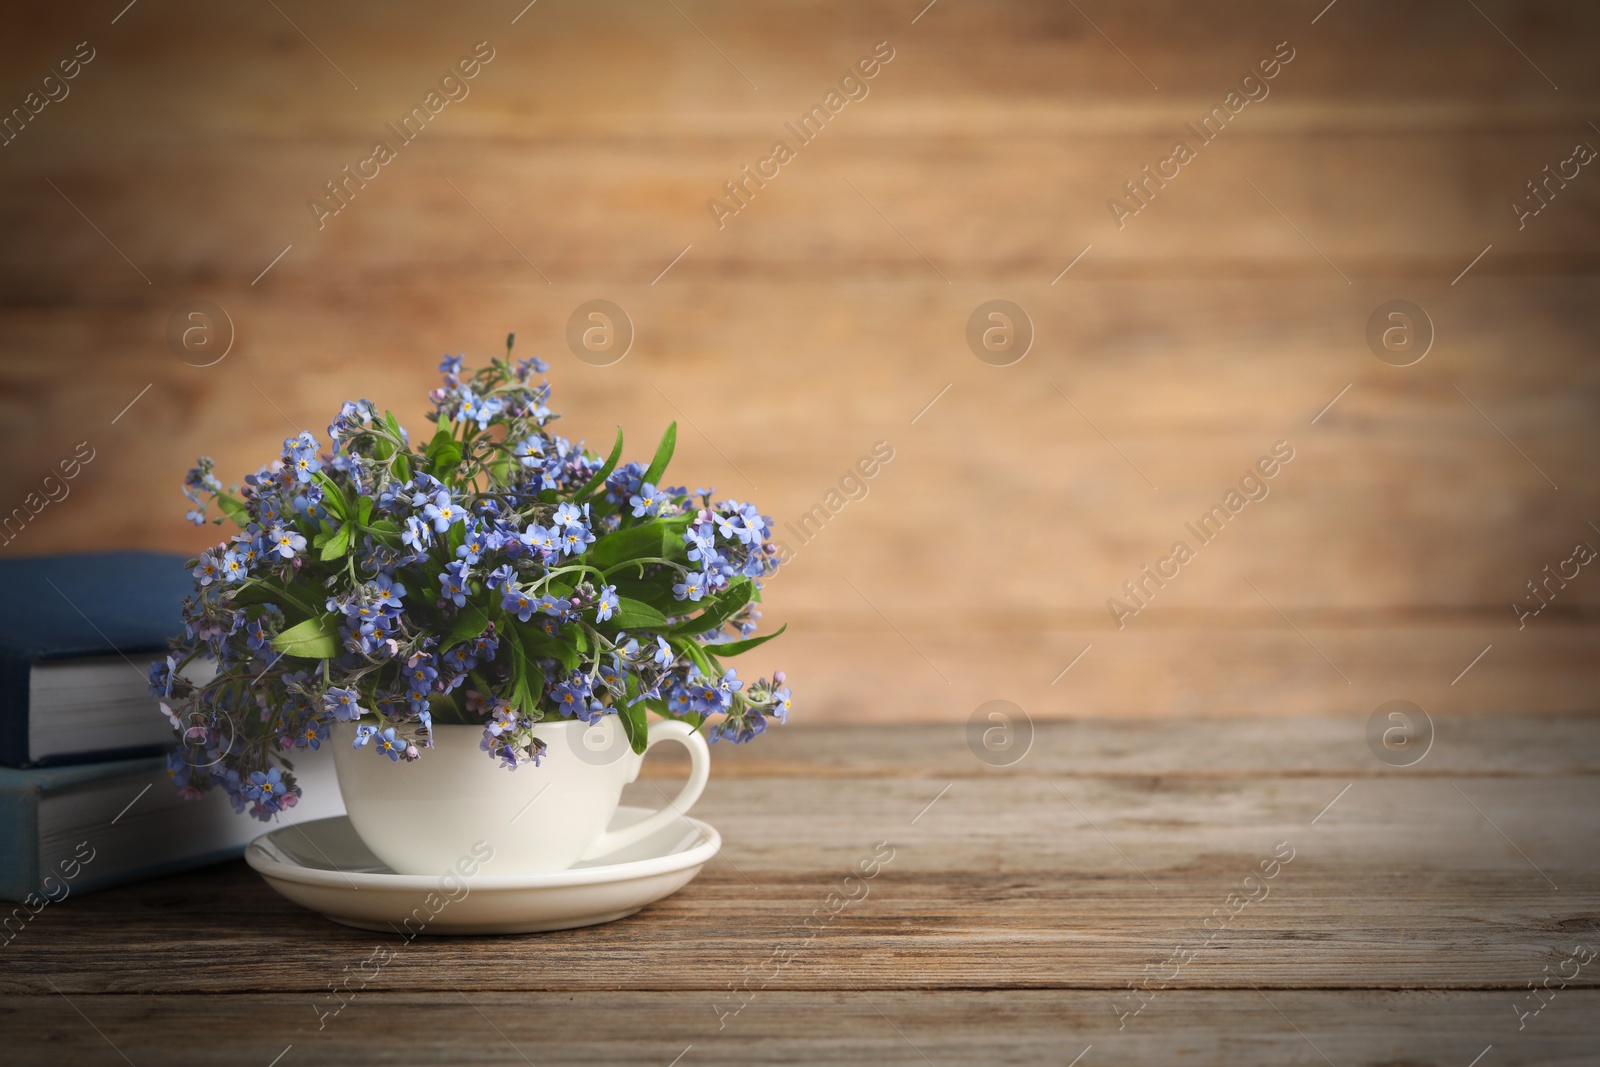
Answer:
[{"left": 245, "top": 806, "right": 720, "bottom": 935}]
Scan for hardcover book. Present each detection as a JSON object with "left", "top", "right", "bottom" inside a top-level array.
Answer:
[
  {"left": 0, "top": 551, "right": 192, "bottom": 766},
  {"left": 0, "top": 748, "right": 342, "bottom": 905}
]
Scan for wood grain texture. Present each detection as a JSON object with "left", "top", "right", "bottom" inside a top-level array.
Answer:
[
  {"left": 0, "top": 6, "right": 1596, "bottom": 710},
  {"left": 3, "top": 992, "right": 1597, "bottom": 1066},
  {"left": 3, "top": 718, "right": 1598, "bottom": 1062}
]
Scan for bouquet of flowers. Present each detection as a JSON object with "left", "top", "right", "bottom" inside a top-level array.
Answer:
[{"left": 150, "top": 339, "right": 790, "bottom": 820}]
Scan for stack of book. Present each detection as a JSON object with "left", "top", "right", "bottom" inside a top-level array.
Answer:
[{"left": 0, "top": 551, "right": 342, "bottom": 903}]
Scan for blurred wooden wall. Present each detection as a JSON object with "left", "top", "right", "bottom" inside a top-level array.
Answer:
[{"left": 1, "top": 1, "right": 1596, "bottom": 723}]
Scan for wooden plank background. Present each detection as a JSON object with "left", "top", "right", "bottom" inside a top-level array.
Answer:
[{"left": 0, "top": 1, "right": 1596, "bottom": 721}]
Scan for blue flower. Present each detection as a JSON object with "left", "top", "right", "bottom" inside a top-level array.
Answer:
[
  {"left": 148, "top": 655, "right": 177, "bottom": 699},
  {"left": 595, "top": 585, "right": 620, "bottom": 622},
  {"left": 713, "top": 510, "right": 749, "bottom": 544},
  {"left": 673, "top": 571, "right": 708, "bottom": 601},
  {"left": 296, "top": 718, "right": 330, "bottom": 750},
  {"left": 501, "top": 584, "right": 537, "bottom": 622},
  {"left": 457, "top": 388, "right": 502, "bottom": 430},
  {"left": 371, "top": 573, "right": 406, "bottom": 614},
  {"left": 244, "top": 615, "right": 275, "bottom": 654},
  {"left": 267, "top": 525, "right": 306, "bottom": 559},
  {"left": 423, "top": 490, "right": 463, "bottom": 532},
  {"left": 328, "top": 399, "right": 375, "bottom": 442},
  {"left": 487, "top": 704, "right": 520, "bottom": 737},
  {"left": 551, "top": 677, "right": 597, "bottom": 721},
  {"left": 457, "top": 523, "right": 491, "bottom": 564},
  {"left": 220, "top": 549, "right": 248, "bottom": 583},
  {"left": 685, "top": 523, "right": 718, "bottom": 569},
  {"left": 629, "top": 482, "right": 662, "bottom": 518},
  {"left": 324, "top": 687, "right": 364, "bottom": 722},
  {"left": 353, "top": 724, "right": 377, "bottom": 747},
  {"left": 738, "top": 504, "right": 770, "bottom": 541},
  {"left": 442, "top": 643, "right": 477, "bottom": 676},
  {"left": 404, "top": 658, "right": 438, "bottom": 694},
  {"left": 559, "top": 522, "right": 595, "bottom": 557},
  {"left": 243, "top": 766, "right": 285, "bottom": 801},
  {"left": 192, "top": 552, "right": 221, "bottom": 586},
  {"left": 534, "top": 592, "right": 569, "bottom": 617},
  {"left": 285, "top": 432, "right": 322, "bottom": 484},
  {"left": 652, "top": 636, "right": 674, "bottom": 668},
  {"left": 440, "top": 561, "right": 470, "bottom": 607},
  {"left": 373, "top": 727, "right": 404, "bottom": 761},
  {"left": 513, "top": 437, "right": 545, "bottom": 466},
  {"left": 552, "top": 502, "right": 586, "bottom": 529},
  {"left": 165, "top": 750, "right": 193, "bottom": 792},
  {"left": 401, "top": 515, "right": 433, "bottom": 550},
  {"left": 519, "top": 523, "right": 557, "bottom": 558},
  {"left": 407, "top": 474, "right": 445, "bottom": 508}
]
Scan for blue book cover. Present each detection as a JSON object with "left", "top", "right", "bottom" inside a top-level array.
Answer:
[
  {"left": 0, "top": 551, "right": 193, "bottom": 766},
  {"left": 0, "top": 750, "right": 343, "bottom": 904}
]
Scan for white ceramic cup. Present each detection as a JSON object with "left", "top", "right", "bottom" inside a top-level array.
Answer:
[{"left": 332, "top": 717, "right": 710, "bottom": 876}]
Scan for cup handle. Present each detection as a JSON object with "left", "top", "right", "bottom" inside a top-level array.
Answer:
[{"left": 578, "top": 719, "right": 710, "bottom": 861}]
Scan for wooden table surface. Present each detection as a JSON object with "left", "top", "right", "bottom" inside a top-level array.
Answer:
[{"left": 3, "top": 718, "right": 1597, "bottom": 1065}]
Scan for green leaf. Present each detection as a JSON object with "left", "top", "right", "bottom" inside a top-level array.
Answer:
[
  {"left": 671, "top": 634, "right": 719, "bottom": 680},
  {"left": 619, "top": 702, "right": 648, "bottom": 755},
  {"left": 383, "top": 410, "right": 405, "bottom": 440},
  {"left": 364, "top": 518, "right": 402, "bottom": 546},
  {"left": 520, "top": 624, "right": 578, "bottom": 674},
  {"left": 319, "top": 522, "right": 352, "bottom": 562},
  {"left": 311, "top": 471, "right": 350, "bottom": 521},
  {"left": 610, "top": 597, "right": 669, "bottom": 631},
  {"left": 357, "top": 496, "right": 374, "bottom": 525},
  {"left": 233, "top": 579, "right": 321, "bottom": 622},
  {"left": 443, "top": 605, "right": 492, "bottom": 651},
  {"left": 270, "top": 613, "right": 342, "bottom": 660},
  {"left": 704, "top": 622, "right": 787, "bottom": 657},
  {"left": 216, "top": 493, "right": 250, "bottom": 529},
  {"left": 574, "top": 426, "right": 625, "bottom": 499},
  {"left": 641, "top": 421, "right": 677, "bottom": 487},
  {"left": 424, "top": 425, "right": 463, "bottom": 478},
  {"left": 507, "top": 644, "right": 540, "bottom": 715},
  {"left": 426, "top": 691, "right": 478, "bottom": 726},
  {"left": 612, "top": 576, "right": 678, "bottom": 612},
  {"left": 671, "top": 578, "right": 756, "bottom": 636},
  {"left": 589, "top": 521, "right": 674, "bottom": 571}
]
